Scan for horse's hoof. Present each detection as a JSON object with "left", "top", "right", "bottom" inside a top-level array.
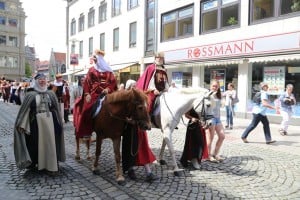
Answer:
[
  {"left": 93, "top": 169, "right": 100, "bottom": 175},
  {"left": 173, "top": 169, "right": 184, "bottom": 177},
  {"left": 117, "top": 180, "right": 126, "bottom": 186},
  {"left": 75, "top": 155, "right": 81, "bottom": 160},
  {"left": 159, "top": 160, "right": 167, "bottom": 165}
]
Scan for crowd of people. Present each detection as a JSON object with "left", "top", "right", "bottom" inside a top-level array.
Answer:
[{"left": 9, "top": 50, "right": 297, "bottom": 179}]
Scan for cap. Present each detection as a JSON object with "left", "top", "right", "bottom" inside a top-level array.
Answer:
[
  {"left": 94, "top": 49, "right": 105, "bottom": 56},
  {"left": 260, "top": 82, "right": 268, "bottom": 89},
  {"left": 34, "top": 73, "right": 46, "bottom": 80},
  {"left": 56, "top": 73, "right": 62, "bottom": 78}
]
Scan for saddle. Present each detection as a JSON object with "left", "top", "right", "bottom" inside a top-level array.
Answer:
[{"left": 151, "top": 96, "right": 162, "bottom": 128}]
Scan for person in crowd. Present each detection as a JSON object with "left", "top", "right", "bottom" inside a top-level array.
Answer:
[
  {"left": 241, "top": 82, "right": 277, "bottom": 144},
  {"left": 168, "top": 81, "right": 179, "bottom": 93},
  {"left": 136, "top": 52, "right": 169, "bottom": 116},
  {"left": 118, "top": 83, "right": 125, "bottom": 91},
  {"left": 2, "top": 80, "right": 11, "bottom": 103},
  {"left": 278, "top": 84, "right": 296, "bottom": 136},
  {"left": 52, "top": 73, "right": 65, "bottom": 119},
  {"left": 62, "top": 80, "right": 71, "bottom": 123},
  {"left": 180, "top": 108, "right": 209, "bottom": 169},
  {"left": 205, "top": 80, "right": 226, "bottom": 163},
  {"left": 223, "top": 83, "right": 237, "bottom": 129},
  {"left": 75, "top": 49, "right": 117, "bottom": 140},
  {"left": 14, "top": 73, "right": 65, "bottom": 175},
  {"left": 70, "top": 76, "right": 85, "bottom": 114},
  {"left": 122, "top": 79, "right": 158, "bottom": 182}
]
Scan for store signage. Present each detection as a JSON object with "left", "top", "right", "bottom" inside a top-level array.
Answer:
[
  {"left": 263, "top": 66, "right": 285, "bottom": 95},
  {"left": 164, "top": 31, "right": 300, "bottom": 63}
]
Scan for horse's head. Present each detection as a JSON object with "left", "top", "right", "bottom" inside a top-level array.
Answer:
[
  {"left": 193, "top": 90, "right": 217, "bottom": 128},
  {"left": 129, "top": 88, "right": 152, "bottom": 131}
]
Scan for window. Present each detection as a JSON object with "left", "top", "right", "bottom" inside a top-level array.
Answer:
[
  {"left": 162, "top": 5, "right": 193, "bottom": 41},
  {"left": 8, "top": 36, "right": 17, "bottom": 47},
  {"left": 0, "top": 16, "right": 5, "bottom": 25},
  {"left": 0, "top": 2, "right": 5, "bottom": 10},
  {"left": 281, "top": 0, "right": 300, "bottom": 15},
  {"left": 6, "top": 56, "right": 18, "bottom": 68},
  {"left": 71, "top": 18, "right": 76, "bottom": 35},
  {"left": 89, "top": 37, "right": 93, "bottom": 56},
  {"left": 100, "top": 33, "right": 105, "bottom": 51},
  {"left": 8, "top": 18, "right": 17, "bottom": 27},
  {"left": 78, "top": 13, "right": 85, "bottom": 32},
  {"left": 0, "top": 35, "right": 6, "bottom": 45},
  {"left": 129, "top": 22, "right": 137, "bottom": 48},
  {"left": 128, "top": 0, "right": 138, "bottom": 10},
  {"left": 99, "top": 2, "right": 107, "bottom": 23},
  {"left": 113, "top": 28, "right": 119, "bottom": 51},
  {"left": 250, "top": 0, "right": 300, "bottom": 22},
  {"left": 201, "top": 0, "right": 240, "bottom": 33},
  {"left": 112, "top": 0, "right": 121, "bottom": 17},
  {"left": 79, "top": 41, "right": 83, "bottom": 58},
  {"left": 71, "top": 42, "right": 76, "bottom": 54},
  {"left": 88, "top": 7, "right": 95, "bottom": 28},
  {"left": 145, "top": 0, "right": 154, "bottom": 53}
]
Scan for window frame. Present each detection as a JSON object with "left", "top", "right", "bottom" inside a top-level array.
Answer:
[
  {"left": 88, "top": 7, "right": 95, "bottom": 28},
  {"left": 128, "top": 0, "right": 138, "bottom": 10},
  {"left": 161, "top": 5, "right": 194, "bottom": 42},
  {"left": 200, "top": 0, "right": 240, "bottom": 34},
  {"left": 99, "top": 2, "right": 107, "bottom": 23},
  {"left": 79, "top": 41, "right": 83, "bottom": 58},
  {"left": 112, "top": 0, "right": 121, "bottom": 17},
  {"left": 113, "top": 28, "right": 119, "bottom": 51},
  {"left": 129, "top": 22, "right": 137, "bottom": 48},
  {"left": 78, "top": 13, "right": 85, "bottom": 32},
  {"left": 89, "top": 37, "right": 93, "bottom": 56},
  {"left": 100, "top": 33, "right": 105, "bottom": 51},
  {"left": 70, "top": 18, "right": 76, "bottom": 36}
]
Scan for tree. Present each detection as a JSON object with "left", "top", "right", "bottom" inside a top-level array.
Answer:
[{"left": 25, "top": 62, "right": 32, "bottom": 78}]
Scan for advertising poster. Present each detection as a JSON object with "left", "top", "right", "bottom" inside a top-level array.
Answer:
[
  {"left": 210, "top": 69, "right": 226, "bottom": 92},
  {"left": 263, "top": 66, "right": 285, "bottom": 95}
]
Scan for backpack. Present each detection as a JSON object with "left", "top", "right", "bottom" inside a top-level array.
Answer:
[{"left": 252, "top": 92, "right": 261, "bottom": 105}]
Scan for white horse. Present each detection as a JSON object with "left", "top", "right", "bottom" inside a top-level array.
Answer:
[{"left": 152, "top": 87, "right": 216, "bottom": 176}]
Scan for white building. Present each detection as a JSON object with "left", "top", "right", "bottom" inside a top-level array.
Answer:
[{"left": 66, "top": 0, "right": 300, "bottom": 124}]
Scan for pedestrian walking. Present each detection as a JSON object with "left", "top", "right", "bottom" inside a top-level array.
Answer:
[
  {"left": 14, "top": 73, "right": 66, "bottom": 175},
  {"left": 278, "top": 84, "right": 296, "bottom": 135},
  {"left": 241, "top": 82, "right": 277, "bottom": 144}
]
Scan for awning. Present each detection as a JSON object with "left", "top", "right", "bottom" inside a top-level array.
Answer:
[
  {"left": 61, "top": 69, "right": 83, "bottom": 76},
  {"left": 248, "top": 54, "right": 300, "bottom": 63},
  {"left": 110, "top": 62, "right": 138, "bottom": 71},
  {"left": 165, "top": 58, "right": 243, "bottom": 68}
]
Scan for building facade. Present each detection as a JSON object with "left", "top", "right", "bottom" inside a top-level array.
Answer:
[
  {"left": 0, "top": 0, "right": 26, "bottom": 81},
  {"left": 66, "top": 0, "right": 300, "bottom": 124}
]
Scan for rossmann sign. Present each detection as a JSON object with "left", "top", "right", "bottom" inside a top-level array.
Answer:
[{"left": 164, "top": 31, "right": 300, "bottom": 63}]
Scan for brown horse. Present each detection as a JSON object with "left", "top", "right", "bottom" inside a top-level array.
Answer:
[{"left": 92, "top": 88, "right": 151, "bottom": 185}]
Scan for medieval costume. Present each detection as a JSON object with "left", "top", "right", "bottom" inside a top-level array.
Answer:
[
  {"left": 180, "top": 108, "right": 209, "bottom": 170},
  {"left": 63, "top": 81, "right": 70, "bottom": 123},
  {"left": 14, "top": 73, "right": 65, "bottom": 173},
  {"left": 74, "top": 51, "right": 117, "bottom": 138},
  {"left": 52, "top": 74, "right": 64, "bottom": 119}
]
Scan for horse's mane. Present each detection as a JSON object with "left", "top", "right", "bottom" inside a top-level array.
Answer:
[
  {"left": 106, "top": 88, "right": 148, "bottom": 103},
  {"left": 178, "top": 87, "right": 209, "bottom": 94}
]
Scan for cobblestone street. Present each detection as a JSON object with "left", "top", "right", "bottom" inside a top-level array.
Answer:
[{"left": 0, "top": 102, "right": 299, "bottom": 199}]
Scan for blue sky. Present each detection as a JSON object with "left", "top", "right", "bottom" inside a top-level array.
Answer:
[{"left": 20, "top": 0, "right": 67, "bottom": 61}]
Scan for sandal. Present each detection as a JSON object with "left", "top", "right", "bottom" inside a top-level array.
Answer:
[{"left": 215, "top": 155, "right": 225, "bottom": 162}]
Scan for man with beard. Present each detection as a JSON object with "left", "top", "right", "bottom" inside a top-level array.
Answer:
[{"left": 14, "top": 73, "right": 66, "bottom": 175}]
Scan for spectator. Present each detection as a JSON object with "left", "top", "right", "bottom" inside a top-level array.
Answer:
[
  {"left": 223, "top": 83, "right": 237, "bottom": 129},
  {"left": 241, "top": 82, "right": 277, "bottom": 144}
]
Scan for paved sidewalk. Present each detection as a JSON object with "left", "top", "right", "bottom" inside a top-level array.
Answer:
[{"left": 0, "top": 102, "right": 299, "bottom": 199}]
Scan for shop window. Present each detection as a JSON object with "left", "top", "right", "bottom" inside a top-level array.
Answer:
[
  {"left": 201, "top": 0, "right": 240, "bottom": 33},
  {"left": 99, "top": 2, "right": 107, "bottom": 23},
  {"left": 162, "top": 5, "right": 193, "bottom": 41}
]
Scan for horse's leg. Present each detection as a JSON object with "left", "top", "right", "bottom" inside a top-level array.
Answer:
[
  {"left": 86, "top": 137, "right": 92, "bottom": 160},
  {"left": 75, "top": 133, "right": 80, "bottom": 160},
  {"left": 112, "top": 138, "right": 125, "bottom": 185},
  {"left": 92, "top": 135, "right": 102, "bottom": 175},
  {"left": 163, "top": 128, "right": 184, "bottom": 176},
  {"left": 158, "top": 138, "right": 167, "bottom": 165}
]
